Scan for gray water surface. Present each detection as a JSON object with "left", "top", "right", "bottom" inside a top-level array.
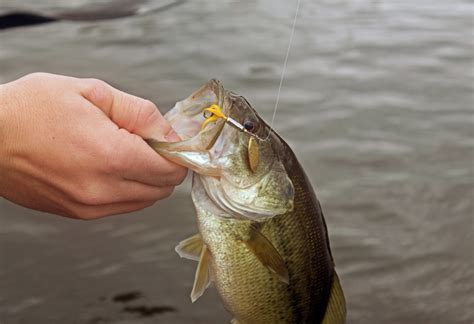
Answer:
[{"left": 1, "top": 1, "right": 473, "bottom": 323}]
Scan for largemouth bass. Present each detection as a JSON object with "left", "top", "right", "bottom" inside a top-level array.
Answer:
[{"left": 148, "top": 80, "right": 346, "bottom": 323}]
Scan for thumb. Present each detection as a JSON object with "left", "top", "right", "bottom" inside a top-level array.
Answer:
[{"left": 80, "top": 79, "right": 179, "bottom": 141}]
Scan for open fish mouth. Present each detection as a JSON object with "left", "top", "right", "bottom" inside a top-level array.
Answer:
[
  {"left": 147, "top": 80, "right": 295, "bottom": 220},
  {"left": 163, "top": 79, "right": 228, "bottom": 149},
  {"left": 146, "top": 80, "right": 233, "bottom": 176}
]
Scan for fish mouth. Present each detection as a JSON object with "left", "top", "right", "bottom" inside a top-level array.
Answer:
[
  {"left": 146, "top": 80, "right": 231, "bottom": 175},
  {"left": 167, "top": 79, "right": 228, "bottom": 148},
  {"left": 147, "top": 80, "right": 296, "bottom": 220}
]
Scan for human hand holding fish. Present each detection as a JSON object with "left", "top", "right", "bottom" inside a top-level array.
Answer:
[{"left": 0, "top": 72, "right": 187, "bottom": 219}]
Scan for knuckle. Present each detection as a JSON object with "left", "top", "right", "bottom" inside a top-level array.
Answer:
[
  {"left": 57, "top": 183, "right": 111, "bottom": 220},
  {"left": 85, "top": 78, "right": 108, "bottom": 90},
  {"left": 24, "top": 72, "right": 46, "bottom": 80},
  {"left": 73, "top": 182, "right": 107, "bottom": 206},
  {"left": 133, "top": 99, "right": 160, "bottom": 129},
  {"left": 141, "top": 99, "right": 158, "bottom": 114},
  {"left": 21, "top": 72, "right": 52, "bottom": 85},
  {"left": 82, "top": 78, "right": 112, "bottom": 107}
]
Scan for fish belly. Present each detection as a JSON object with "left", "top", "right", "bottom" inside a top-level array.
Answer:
[{"left": 193, "top": 174, "right": 337, "bottom": 323}]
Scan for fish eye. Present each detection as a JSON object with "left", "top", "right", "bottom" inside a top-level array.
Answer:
[{"left": 243, "top": 120, "right": 255, "bottom": 132}]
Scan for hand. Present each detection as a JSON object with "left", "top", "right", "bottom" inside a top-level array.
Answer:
[{"left": 0, "top": 73, "right": 187, "bottom": 219}]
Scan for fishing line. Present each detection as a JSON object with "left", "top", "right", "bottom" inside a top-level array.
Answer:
[
  {"left": 264, "top": 0, "right": 301, "bottom": 140},
  {"left": 201, "top": 0, "right": 301, "bottom": 142}
]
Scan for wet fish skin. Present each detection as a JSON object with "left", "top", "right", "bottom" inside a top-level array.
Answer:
[
  {"left": 148, "top": 80, "right": 346, "bottom": 323},
  {"left": 192, "top": 125, "right": 334, "bottom": 323}
]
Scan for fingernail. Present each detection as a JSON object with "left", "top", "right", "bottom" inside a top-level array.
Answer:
[{"left": 165, "top": 128, "right": 181, "bottom": 142}]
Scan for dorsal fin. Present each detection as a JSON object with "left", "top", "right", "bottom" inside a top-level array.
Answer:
[{"left": 242, "top": 225, "right": 289, "bottom": 284}]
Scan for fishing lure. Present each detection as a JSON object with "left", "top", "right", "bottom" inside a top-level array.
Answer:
[{"left": 202, "top": 104, "right": 264, "bottom": 141}]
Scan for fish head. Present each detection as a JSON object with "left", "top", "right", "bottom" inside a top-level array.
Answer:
[{"left": 147, "top": 80, "right": 294, "bottom": 221}]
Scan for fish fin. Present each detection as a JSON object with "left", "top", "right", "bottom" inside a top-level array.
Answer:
[
  {"left": 242, "top": 226, "right": 289, "bottom": 284},
  {"left": 190, "top": 244, "right": 212, "bottom": 303},
  {"left": 175, "top": 233, "right": 203, "bottom": 261},
  {"left": 230, "top": 318, "right": 241, "bottom": 324},
  {"left": 322, "top": 271, "right": 346, "bottom": 324}
]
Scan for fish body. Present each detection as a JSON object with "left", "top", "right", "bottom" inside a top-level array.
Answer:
[{"left": 148, "top": 80, "right": 346, "bottom": 323}]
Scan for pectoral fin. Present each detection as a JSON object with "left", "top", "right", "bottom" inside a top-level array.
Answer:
[
  {"left": 191, "top": 245, "right": 212, "bottom": 303},
  {"left": 243, "top": 226, "right": 289, "bottom": 284},
  {"left": 175, "top": 233, "right": 203, "bottom": 261}
]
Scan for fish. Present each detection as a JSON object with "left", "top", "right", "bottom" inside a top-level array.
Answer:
[{"left": 147, "top": 80, "right": 346, "bottom": 323}]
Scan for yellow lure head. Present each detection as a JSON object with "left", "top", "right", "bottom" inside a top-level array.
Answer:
[{"left": 201, "top": 104, "right": 227, "bottom": 130}]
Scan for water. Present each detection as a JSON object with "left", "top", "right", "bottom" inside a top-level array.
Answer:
[{"left": 0, "top": 0, "right": 473, "bottom": 323}]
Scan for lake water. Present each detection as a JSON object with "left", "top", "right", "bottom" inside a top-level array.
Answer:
[{"left": 0, "top": 0, "right": 473, "bottom": 323}]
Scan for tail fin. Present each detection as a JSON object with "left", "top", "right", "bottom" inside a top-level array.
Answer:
[{"left": 322, "top": 271, "right": 346, "bottom": 324}]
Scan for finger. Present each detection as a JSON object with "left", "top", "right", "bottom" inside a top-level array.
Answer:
[
  {"left": 68, "top": 179, "right": 176, "bottom": 206},
  {"left": 108, "top": 129, "right": 188, "bottom": 187},
  {"left": 114, "top": 180, "right": 176, "bottom": 203},
  {"left": 24, "top": 176, "right": 163, "bottom": 219},
  {"left": 70, "top": 200, "right": 158, "bottom": 220},
  {"left": 79, "top": 78, "right": 180, "bottom": 141}
]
